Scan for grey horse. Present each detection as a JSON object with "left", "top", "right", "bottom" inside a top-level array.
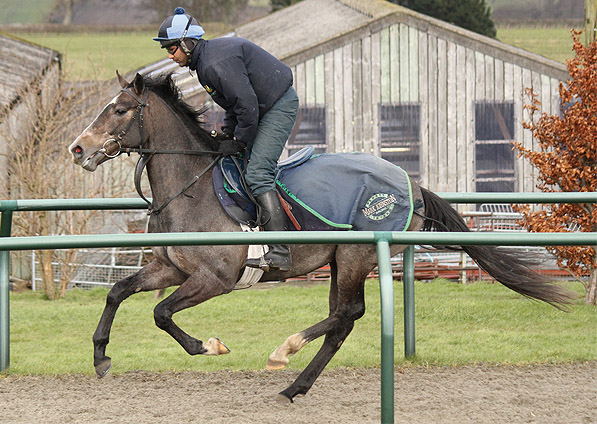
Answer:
[{"left": 68, "top": 72, "right": 573, "bottom": 403}]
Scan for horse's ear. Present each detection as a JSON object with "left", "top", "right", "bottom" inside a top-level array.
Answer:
[
  {"left": 133, "top": 73, "right": 145, "bottom": 96},
  {"left": 116, "top": 70, "right": 129, "bottom": 89}
]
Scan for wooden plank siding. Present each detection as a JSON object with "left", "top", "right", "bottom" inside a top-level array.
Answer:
[
  {"left": 426, "top": 34, "right": 439, "bottom": 190},
  {"left": 332, "top": 46, "right": 344, "bottom": 153},
  {"left": 446, "top": 41, "right": 457, "bottom": 193},
  {"left": 408, "top": 26, "right": 419, "bottom": 102},
  {"left": 513, "top": 64, "right": 524, "bottom": 192},
  {"left": 287, "top": 19, "right": 565, "bottom": 193},
  {"left": 342, "top": 43, "right": 354, "bottom": 152},
  {"left": 455, "top": 44, "right": 467, "bottom": 194},
  {"left": 352, "top": 41, "right": 363, "bottom": 152},
  {"left": 465, "top": 48, "right": 476, "bottom": 194},
  {"left": 361, "top": 35, "right": 374, "bottom": 154},
  {"left": 436, "top": 38, "right": 448, "bottom": 191},
  {"left": 371, "top": 31, "right": 381, "bottom": 156},
  {"left": 418, "top": 30, "right": 429, "bottom": 188}
]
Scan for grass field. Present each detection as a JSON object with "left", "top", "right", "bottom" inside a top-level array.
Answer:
[
  {"left": 19, "top": 31, "right": 169, "bottom": 81},
  {"left": 6, "top": 279, "right": 594, "bottom": 375},
  {"left": 0, "top": 0, "right": 56, "bottom": 24},
  {"left": 17, "top": 23, "right": 229, "bottom": 81},
  {"left": 13, "top": 25, "right": 579, "bottom": 81},
  {"left": 496, "top": 26, "right": 578, "bottom": 63}
]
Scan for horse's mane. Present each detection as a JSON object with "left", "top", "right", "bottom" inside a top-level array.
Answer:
[{"left": 142, "top": 73, "right": 220, "bottom": 151}]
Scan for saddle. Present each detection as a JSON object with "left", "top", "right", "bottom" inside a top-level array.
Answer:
[{"left": 212, "top": 147, "right": 416, "bottom": 232}]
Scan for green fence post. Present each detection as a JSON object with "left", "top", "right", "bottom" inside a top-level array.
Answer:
[
  {"left": 403, "top": 245, "right": 415, "bottom": 358},
  {"left": 376, "top": 237, "right": 394, "bottom": 424},
  {"left": 0, "top": 202, "right": 15, "bottom": 372}
]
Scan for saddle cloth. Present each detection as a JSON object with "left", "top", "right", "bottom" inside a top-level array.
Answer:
[{"left": 213, "top": 147, "right": 414, "bottom": 232}]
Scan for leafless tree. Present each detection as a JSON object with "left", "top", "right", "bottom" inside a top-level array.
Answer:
[{"left": 1, "top": 74, "right": 134, "bottom": 299}]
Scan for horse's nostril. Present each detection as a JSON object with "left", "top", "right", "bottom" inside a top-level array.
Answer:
[{"left": 73, "top": 145, "right": 83, "bottom": 156}]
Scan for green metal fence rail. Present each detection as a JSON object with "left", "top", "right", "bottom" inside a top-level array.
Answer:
[{"left": 1, "top": 192, "right": 596, "bottom": 424}]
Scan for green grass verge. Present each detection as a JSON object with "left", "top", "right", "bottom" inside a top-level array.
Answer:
[{"left": 5, "top": 279, "right": 595, "bottom": 375}]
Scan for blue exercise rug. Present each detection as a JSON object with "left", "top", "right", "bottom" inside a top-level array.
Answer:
[{"left": 213, "top": 150, "right": 414, "bottom": 232}]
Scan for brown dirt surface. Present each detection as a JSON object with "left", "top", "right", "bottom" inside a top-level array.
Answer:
[{"left": 0, "top": 362, "right": 595, "bottom": 423}]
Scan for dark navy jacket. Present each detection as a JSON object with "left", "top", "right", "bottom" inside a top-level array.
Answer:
[{"left": 189, "top": 37, "right": 293, "bottom": 144}]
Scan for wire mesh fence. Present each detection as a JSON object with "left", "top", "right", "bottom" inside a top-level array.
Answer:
[{"left": 31, "top": 247, "right": 152, "bottom": 290}]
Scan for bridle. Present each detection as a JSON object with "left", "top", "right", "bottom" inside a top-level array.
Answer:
[
  {"left": 101, "top": 86, "right": 223, "bottom": 216},
  {"left": 97, "top": 87, "right": 149, "bottom": 159},
  {"left": 101, "top": 86, "right": 222, "bottom": 157}
]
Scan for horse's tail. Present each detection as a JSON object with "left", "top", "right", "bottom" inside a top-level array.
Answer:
[{"left": 419, "top": 187, "right": 576, "bottom": 310}]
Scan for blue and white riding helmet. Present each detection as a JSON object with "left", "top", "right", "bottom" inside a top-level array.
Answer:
[{"left": 154, "top": 7, "right": 205, "bottom": 52}]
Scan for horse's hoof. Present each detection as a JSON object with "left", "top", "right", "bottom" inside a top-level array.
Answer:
[
  {"left": 204, "top": 337, "right": 230, "bottom": 355},
  {"left": 274, "top": 393, "right": 293, "bottom": 405},
  {"left": 95, "top": 359, "right": 112, "bottom": 378},
  {"left": 266, "top": 357, "right": 289, "bottom": 370}
]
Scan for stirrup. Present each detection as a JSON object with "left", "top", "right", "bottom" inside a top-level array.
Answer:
[{"left": 245, "top": 252, "right": 291, "bottom": 272}]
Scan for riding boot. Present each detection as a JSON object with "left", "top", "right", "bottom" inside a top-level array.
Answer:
[{"left": 245, "top": 190, "right": 291, "bottom": 272}]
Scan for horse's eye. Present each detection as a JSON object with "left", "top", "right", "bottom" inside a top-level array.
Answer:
[{"left": 115, "top": 108, "right": 127, "bottom": 116}]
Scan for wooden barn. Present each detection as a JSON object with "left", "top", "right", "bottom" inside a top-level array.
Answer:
[
  {"left": 0, "top": 33, "right": 61, "bottom": 199},
  {"left": 142, "top": 0, "right": 569, "bottom": 194}
]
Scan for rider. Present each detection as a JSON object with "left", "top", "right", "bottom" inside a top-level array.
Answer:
[{"left": 154, "top": 7, "right": 298, "bottom": 272}]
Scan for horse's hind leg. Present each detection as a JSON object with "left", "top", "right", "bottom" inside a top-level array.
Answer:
[
  {"left": 276, "top": 250, "right": 373, "bottom": 402},
  {"left": 93, "top": 260, "right": 187, "bottom": 377},
  {"left": 278, "top": 286, "right": 365, "bottom": 402},
  {"left": 266, "top": 261, "right": 342, "bottom": 370}
]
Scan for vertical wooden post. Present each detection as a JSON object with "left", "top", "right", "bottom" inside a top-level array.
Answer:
[{"left": 460, "top": 251, "right": 468, "bottom": 285}]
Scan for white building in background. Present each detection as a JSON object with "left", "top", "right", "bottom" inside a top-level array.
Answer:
[{"left": 141, "top": 0, "right": 568, "bottom": 195}]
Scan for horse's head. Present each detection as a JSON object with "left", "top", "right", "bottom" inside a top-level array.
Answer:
[{"left": 69, "top": 72, "right": 149, "bottom": 171}]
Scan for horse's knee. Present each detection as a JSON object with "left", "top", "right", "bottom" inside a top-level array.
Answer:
[{"left": 153, "top": 303, "right": 171, "bottom": 330}]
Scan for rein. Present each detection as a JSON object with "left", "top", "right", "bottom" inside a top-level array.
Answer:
[
  {"left": 106, "top": 86, "right": 223, "bottom": 216},
  {"left": 120, "top": 147, "right": 220, "bottom": 155}
]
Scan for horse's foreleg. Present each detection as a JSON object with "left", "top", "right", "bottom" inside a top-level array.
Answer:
[
  {"left": 153, "top": 269, "right": 234, "bottom": 356},
  {"left": 93, "top": 260, "right": 186, "bottom": 377}
]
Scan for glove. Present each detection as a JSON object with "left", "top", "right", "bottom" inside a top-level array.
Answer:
[
  {"left": 210, "top": 129, "right": 231, "bottom": 141},
  {"left": 218, "top": 139, "right": 246, "bottom": 155}
]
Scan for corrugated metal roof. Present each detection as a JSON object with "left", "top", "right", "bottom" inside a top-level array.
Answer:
[{"left": 0, "top": 33, "right": 60, "bottom": 110}]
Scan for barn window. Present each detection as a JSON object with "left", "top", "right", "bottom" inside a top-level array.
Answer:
[
  {"left": 379, "top": 103, "right": 420, "bottom": 180},
  {"left": 287, "top": 107, "right": 327, "bottom": 156},
  {"left": 474, "top": 102, "right": 515, "bottom": 192}
]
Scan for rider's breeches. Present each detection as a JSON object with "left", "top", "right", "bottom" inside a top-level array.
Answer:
[{"left": 245, "top": 86, "right": 299, "bottom": 196}]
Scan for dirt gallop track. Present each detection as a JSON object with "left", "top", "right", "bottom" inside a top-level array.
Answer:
[{"left": 1, "top": 362, "right": 595, "bottom": 423}]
